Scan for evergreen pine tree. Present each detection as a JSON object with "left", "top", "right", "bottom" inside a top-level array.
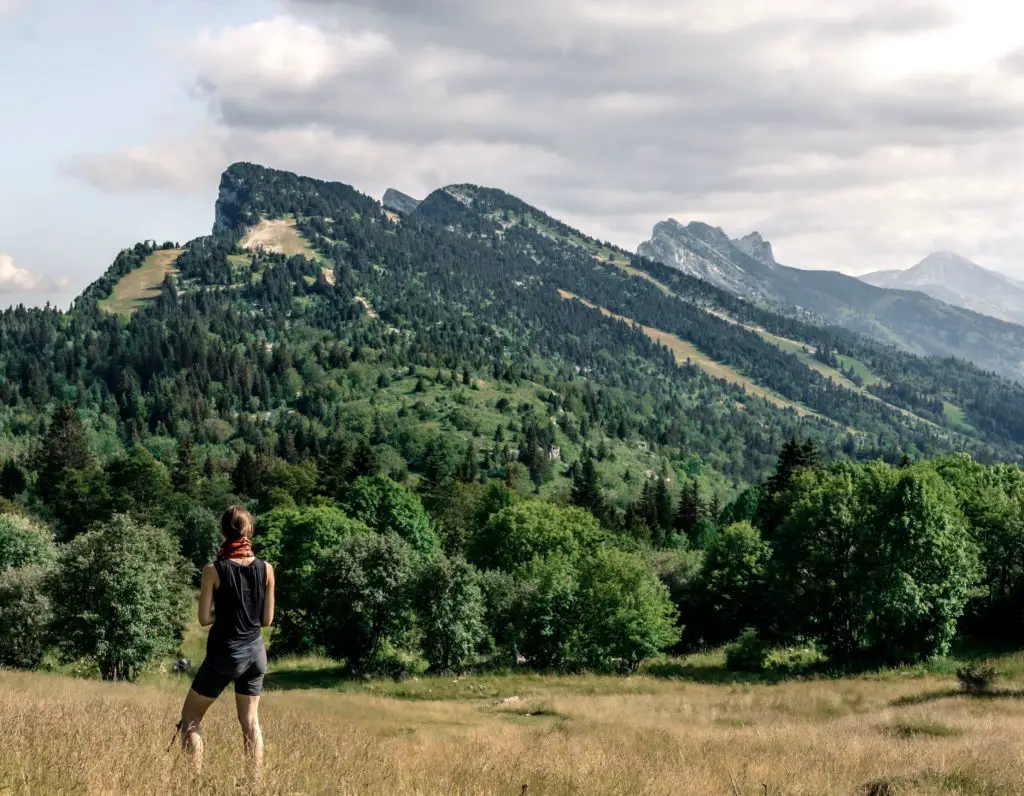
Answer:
[
  {"left": 172, "top": 437, "right": 200, "bottom": 496},
  {"left": 675, "top": 480, "right": 704, "bottom": 539},
  {"left": 351, "top": 440, "right": 381, "bottom": 479},
  {"left": 653, "top": 477, "right": 674, "bottom": 539},
  {"left": 34, "top": 403, "right": 95, "bottom": 505},
  {"left": 570, "top": 450, "right": 606, "bottom": 522},
  {"left": 232, "top": 449, "right": 261, "bottom": 497},
  {"left": 0, "top": 460, "right": 26, "bottom": 499}
]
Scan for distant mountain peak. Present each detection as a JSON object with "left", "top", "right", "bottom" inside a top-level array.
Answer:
[
  {"left": 733, "top": 232, "right": 777, "bottom": 267},
  {"left": 859, "top": 251, "right": 1024, "bottom": 326}
]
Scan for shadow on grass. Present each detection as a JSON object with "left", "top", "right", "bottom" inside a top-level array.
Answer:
[
  {"left": 891, "top": 688, "right": 1024, "bottom": 707},
  {"left": 643, "top": 660, "right": 788, "bottom": 685},
  {"left": 644, "top": 657, "right": 897, "bottom": 685},
  {"left": 264, "top": 664, "right": 348, "bottom": 692}
]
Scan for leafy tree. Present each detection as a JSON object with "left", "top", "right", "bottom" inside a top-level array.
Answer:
[
  {"left": 771, "top": 462, "right": 980, "bottom": 663},
  {"left": 311, "top": 532, "right": 414, "bottom": 671},
  {"left": 470, "top": 500, "right": 602, "bottom": 571},
  {"left": 167, "top": 502, "right": 219, "bottom": 578},
  {"left": 505, "top": 554, "right": 579, "bottom": 670},
  {"left": 574, "top": 548, "right": 681, "bottom": 672},
  {"left": 49, "top": 467, "right": 111, "bottom": 538},
  {"left": 412, "top": 554, "right": 485, "bottom": 672},
  {"left": 720, "top": 486, "right": 762, "bottom": 526},
  {"left": 650, "top": 548, "right": 704, "bottom": 621},
  {"left": 49, "top": 515, "right": 191, "bottom": 681},
  {"left": 0, "top": 513, "right": 57, "bottom": 572},
  {"left": 688, "top": 522, "right": 770, "bottom": 647},
  {"left": 692, "top": 517, "right": 719, "bottom": 551},
  {"left": 106, "top": 446, "right": 173, "bottom": 525},
  {"left": 864, "top": 468, "right": 981, "bottom": 663},
  {"left": 342, "top": 475, "right": 439, "bottom": 555},
  {"left": 256, "top": 505, "right": 371, "bottom": 654},
  {"left": 0, "top": 566, "right": 52, "bottom": 669}
]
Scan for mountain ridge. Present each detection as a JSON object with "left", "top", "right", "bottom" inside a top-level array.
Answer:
[
  {"left": 860, "top": 252, "right": 1024, "bottom": 325},
  {"left": 638, "top": 221, "right": 1024, "bottom": 382},
  {"left": 52, "top": 162, "right": 1024, "bottom": 484}
]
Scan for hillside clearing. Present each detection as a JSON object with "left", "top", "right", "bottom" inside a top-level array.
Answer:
[
  {"left": 240, "top": 218, "right": 317, "bottom": 259},
  {"left": 4, "top": 666, "right": 1024, "bottom": 795},
  {"left": 598, "top": 260, "right": 937, "bottom": 426},
  {"left": 99, "top": 249, "right": 183, "bottom": 315},
  {"left": 558, "top": 290, "right": 815, "bottom": 417}
]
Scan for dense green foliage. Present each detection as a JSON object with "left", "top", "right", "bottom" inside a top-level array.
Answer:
[
  {"left": 0, "top": 566, "right": 51, "bottom": 669},
  {"left": 48, "top": 515, "right": 191, "bottom": 681},
  {"left": 0, "top": 514, "right": 56, "bottom": 572},
  {"left": 1, "top": 163, "right": 1024, "bottom": 679},
  {"left": 412, "top": 554, "right": 486, "bottom": 673}
]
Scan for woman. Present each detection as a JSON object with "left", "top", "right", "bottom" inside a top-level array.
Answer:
[{"left": 177, "top": 506, "right": 275, "bottom": 779}]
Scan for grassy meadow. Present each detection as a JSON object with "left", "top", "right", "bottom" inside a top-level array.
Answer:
[
  {"left": 5, "top": 647, "right": 1024, "bottom": 795},
  {"left": 98, "top": 249, "right": 184, "bottom": 316}
]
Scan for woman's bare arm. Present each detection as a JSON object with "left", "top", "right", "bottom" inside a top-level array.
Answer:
[
  {"left": 197, "top": 564, "right": 217, "bottom": 627},
  {"left": 262, "top": 563, "right": 276, "bottom": 627}
]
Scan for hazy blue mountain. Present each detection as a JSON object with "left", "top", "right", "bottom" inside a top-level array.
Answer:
[
  {"left": 861, "top": 252, "right": 1024, "bottom": 325},
  {"left": 638, "top": 221, "right": 1024, "bottom": 382}
]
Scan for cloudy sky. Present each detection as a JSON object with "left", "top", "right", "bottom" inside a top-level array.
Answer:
[{"left": 3, "top": 0, "right": 1024, "bottom": 308}]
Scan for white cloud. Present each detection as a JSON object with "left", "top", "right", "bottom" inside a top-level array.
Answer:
[
  {"left": 65, "top": 0, "right": 1024, "bottom": 274},
  {"left": 0, "top": 0, "right": 25, "bottom": 12},
  {"left": 0, "top": 253, "right": 69, "bottom": 293}
]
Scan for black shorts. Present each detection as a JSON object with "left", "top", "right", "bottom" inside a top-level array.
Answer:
[{"left": 191, "top": 641, "right": 268, "bottom": 699}]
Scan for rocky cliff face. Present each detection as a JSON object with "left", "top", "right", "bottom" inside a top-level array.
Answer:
[
  {"left": 382, "top": 188, "right": 422, "bottom": 215},
  {"left": 213, "top": 167, "right": 247, "bottom": 234},
  {"left": 637, "top": 219, "right": 769, "bottom": 296},
  {"left": 733, "top": 232, "right": 777, "bottom": 267}
]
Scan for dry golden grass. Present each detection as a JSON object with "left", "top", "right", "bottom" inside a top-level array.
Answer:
[
  {"left": 558, "top": 290, "right": 815, "bottom": 418},
  {"left": 3, "top": 667, "right": 1024, "bottom": 795},
  {"left": 99, "top": 249, "right": 184, "bottom": 315},
  {"left": 240, "top": 218, "right": 316, "bottom": 259}
]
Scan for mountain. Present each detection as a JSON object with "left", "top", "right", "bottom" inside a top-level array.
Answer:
[
  {"left": 5, "top": 162, "right": 1024, "bottom": 539},
  {"left": 638, "top": 221, "right": 1024, "bottom": 383},
  {"left": 382, "top": 188, "right": 422, "bottom": 216},
  {"left": 861, "top": 252, "right": 1024, "bottom": 325}
]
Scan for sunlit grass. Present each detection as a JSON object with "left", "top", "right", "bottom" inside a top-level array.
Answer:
[{"left": 6, "top": 657, "right": 1024, "bottom": 795}]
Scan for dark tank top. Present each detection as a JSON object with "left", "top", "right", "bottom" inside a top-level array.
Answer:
[{"left": 207, "top": 558, "right": 266, "bottom": 655}]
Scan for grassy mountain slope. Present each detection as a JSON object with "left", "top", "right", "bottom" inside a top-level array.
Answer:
[{"left": 4, "top": 164, "right": 1024, "bottom": 516}]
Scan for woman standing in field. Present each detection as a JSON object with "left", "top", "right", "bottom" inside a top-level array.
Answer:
[{"left": 177, "top": 506, "right": 275, "bottom": 779}]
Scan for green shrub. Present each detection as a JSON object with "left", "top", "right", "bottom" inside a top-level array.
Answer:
[
  {"left": 724, "top": 629, "right": 770, "bottom": 672},
  {"left": 342, "top": 476, "right": 439, "bottom": 555},
  {"left": 956, "top": 665, "right": 998, "bottom": 694}
]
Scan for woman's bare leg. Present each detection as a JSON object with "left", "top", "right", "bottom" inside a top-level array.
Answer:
[
  {"left": 235, "top": 694, "right": 263, "bottom": 781},
  {"left": 179, "top": 689, "right": 216, "bottom": 776}
]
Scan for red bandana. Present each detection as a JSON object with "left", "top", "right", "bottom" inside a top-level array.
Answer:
[{"left": 217, "top": 537, "right": 254, "bottom": 561}]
